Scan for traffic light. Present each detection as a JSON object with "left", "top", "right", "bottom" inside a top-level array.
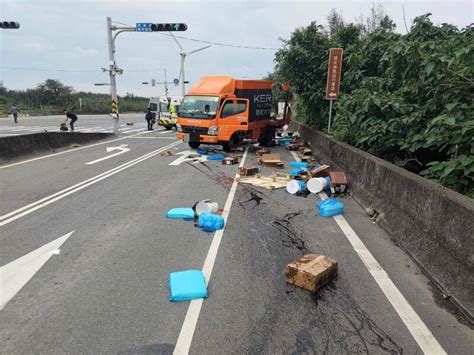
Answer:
[
  {"left": 150, "top": 23, "right": 187, "bottom": 31},
  {"left": 1, "top": 21, "right": 20, "bottom": 29}
]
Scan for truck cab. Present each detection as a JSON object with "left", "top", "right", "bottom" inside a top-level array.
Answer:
[{"left": 176, "top": 76, "right": 289, "bottom": 151}]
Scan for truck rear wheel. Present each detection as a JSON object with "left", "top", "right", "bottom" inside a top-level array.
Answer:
[
  {"left": 258, "top": 127, "right": 274, "bottom": 147},
  {"left": 189, "top": 142, "right": 200, "bottom": 149}
]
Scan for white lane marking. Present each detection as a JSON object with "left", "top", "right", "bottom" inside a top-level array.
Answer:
[
  {"left": 289, "top": 151, "right": 446, "bottom": 354},
  {"left": 85, "top": 145, "right": 130, "bottom": 165},
  {"left": 169, "top": 150, "right": 207, "bottom": 166},
  {"left": 121, "top": 128, "right": 147, "bottom": 134},
  {"left": 128, "top": 136, "right": 176, "bottom": 140},
  {"left": 0, "top": 231, "right": 74, "bottom": 310},
  {"left": 0, "top": 141, "right": 181, "bottom": 227},
  {"left": 173, "top": 148, "right": 249, "bottom": 355}
]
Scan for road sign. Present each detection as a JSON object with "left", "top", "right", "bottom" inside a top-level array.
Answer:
[
  {"left": 325, "top": 48, "right": 343, "bottom": 100},
  {"left": 173, "top": 78, "right": 179, "bottom": 86},
  {"left": 136, "top": 23, "right": 152, "bottom": 32}
]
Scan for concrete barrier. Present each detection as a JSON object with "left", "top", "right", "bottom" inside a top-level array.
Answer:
[
  {"left": 294, "top": 122, "right": 474, "bottom": 321},
  {"left": 0, "top": 132, "right": 115, "bottom": 161}
]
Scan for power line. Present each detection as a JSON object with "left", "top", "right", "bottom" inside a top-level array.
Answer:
[
  {"left": 159, "top": 33, "right": 280, "bottom": 50},
  {"left": 0, "top": 66, "right": 166, "bottom": 73}
]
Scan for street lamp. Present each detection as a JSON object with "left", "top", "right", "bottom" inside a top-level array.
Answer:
[{"left": 168, "top": 32, "right": 210, "bottom": 96}]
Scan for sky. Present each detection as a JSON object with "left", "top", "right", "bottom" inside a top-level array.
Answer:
[{"left": 1, "top": 0, "right": 473, "bottom": 97}]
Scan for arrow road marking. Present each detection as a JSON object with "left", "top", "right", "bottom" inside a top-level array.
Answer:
[
  {"left": 85, "top": 144, "right": 130, "bottom": 165},
  {"left": 169, "top": 150, "right": 208, "bottom": 166},
  {"left": 0, "top": 231, "right": 74, "bottom": 310}
]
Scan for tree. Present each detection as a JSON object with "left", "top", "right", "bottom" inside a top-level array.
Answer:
[
  {"left": 327, "top": 8, "right": 345, "bottom": 36},
  {"left": 357, "top": 1, "right": 396, "bottom": 35},
  {"left": 36, "top": 79, "right": 74, "bottom": 107}
]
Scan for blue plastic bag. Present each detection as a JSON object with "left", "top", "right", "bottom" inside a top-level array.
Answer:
[
  {"left": 166, "top": 208, "right": 195, "bottom": 220},
  {"left": 198, "top": 212, "right": 225, "bottom": 232},
  {"left": 289, "top": 161, "right": 309, "bottom": 168},
  {"left": 207, "top": 155, "right": 225, "bottom": 161},
  {"left": 197, "top": 148, "right": 208, "bottom": 155},
  {"left": 169, "top": 270, "right": 208, "bottom": 302},
  {"left": 290, "top": 168, "right": 306, "bottom": 177},
  {"left": 317, "top": 198, "right": 345, "bottom": 218}
]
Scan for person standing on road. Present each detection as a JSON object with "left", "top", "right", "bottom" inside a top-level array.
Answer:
[
  {"left": 64, "top": 109, "right": 78, "bottom": 131},
  {"left": 145, "top": 107, "right": 155, "bottom": 131},
  {"left": 10, "top": 104, "right": 19, "bottom": 124}
]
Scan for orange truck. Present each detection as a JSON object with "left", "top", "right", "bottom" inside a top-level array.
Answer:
[{"left": 176, "top": 76, "right": 291, "bottom": 151}]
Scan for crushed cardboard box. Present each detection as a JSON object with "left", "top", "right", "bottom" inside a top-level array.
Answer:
[
  {"left": 239, "top": 173, "right": 290, "bottom": 190},
  {"left": 311, "top": 165, "right": 331, "bottom": 177},
  {"left": 259, "top": 153, "right": 284, "bottom": 168},
  {"left": 160, "top": 150, "right": 174, "bottom": 157},
  {"left": 285, "top": 253, "right": 338, "bottom": 293}
]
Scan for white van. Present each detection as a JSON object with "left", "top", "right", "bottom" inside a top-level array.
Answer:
[{"left": 148, "top": 96, "right": 183, "bottom": 130}]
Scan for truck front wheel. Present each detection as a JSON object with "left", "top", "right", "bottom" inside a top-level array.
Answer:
[
  {"left": 189, "top": 142, "right": 200, "bottom": 149},
  {"left": 221, "top": 135, "right": 237, "bottom": 152}
]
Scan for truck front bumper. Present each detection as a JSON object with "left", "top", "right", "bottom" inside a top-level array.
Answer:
[{"left": 177, "top": 132, "right": 219, "bottom": 144}]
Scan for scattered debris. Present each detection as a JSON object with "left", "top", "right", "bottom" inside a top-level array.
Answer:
[
  {"left": 60, "top": 122, "right": 68, "bottom": 131},
  {"left": 239, "top": 166, "right": 259, "bottom": 176},
  {"left": 441, "top": 293, "right": 451, "bottom": 300},
  {"left": 231, "top": 146, "right": 244, "bottom": 152},
  {"left": 197, "top": 148, "right": 208, "bottom": 155},
  {"left": 239, "top": 173, "right": 290, "bottom": 189},
  {"left": 207, "top": 154, "right": 225, "bottom": 161},
  {"left": 285, "top": 253, "right": 338, "bottom": 293},
  {"left": 329, "top": 171, "right": 348, "bottom": 194},
  {"left": 188, "top": 153, "right": 202, "bottom": 158},
  {"left": 317, "top": 198, "right": 345, "bottom": 217},
  {"left": 126, "top": 122, "right": 134, "bottom": 126},
  {"left": 286, "top": 144, "right": 300, "bottom": 151},
  {"left": 300, "top": 148, "right": 313, "bottom": 158},
  {"left": 311, "top": 165, "right": 331, "bottom": 178},
  {"left": 197, "top": 212, "right": 225, "bottom": 232},
  {"left": 256, "top": 148, "right": 271, "bottom": 156},
  {"left": 222, "top": 156, "right": 239, "bottom": 165},
  {"left": 169, "top": 270, "right": 208, "bottom": 302},
  {"left": 289, "top": 161, "right": 308, "bottom": 169},
  {"left": 259, "top": 153, "right": 284, "bottom": 168},
  {"left": 166, "top": 208, "right": 195, "bottom": 220},
  {"left": 286, "top": 179, "right": 306, "bottom": 195},
  {"left": 307, "top": 177, "right": 329, "bottom": 194},
  {"left": 194, "top": 200, "right": 219, "bottom": 215},
  {"left": 160, "top": 150, "right": 174, "bottom": 157}
]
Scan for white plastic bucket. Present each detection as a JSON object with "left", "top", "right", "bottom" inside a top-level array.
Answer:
[
  {"left": 286, "top": 180, "right": 306, "bottom": 195},
  {"left": 307, "top": 177, "right": 327, "bottom": 194},
  {"left": 195, "top": 200, "right": 219, "bottom": 215}
]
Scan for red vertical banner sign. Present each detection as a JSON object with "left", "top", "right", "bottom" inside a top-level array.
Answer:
[{"left": 325, "top": 48, "right": 343, "bottom": 100}]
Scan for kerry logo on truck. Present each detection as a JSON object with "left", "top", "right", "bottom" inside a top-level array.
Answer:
[
  {"left": 253, "top": 94, "right": 272, "bottom": 103},
  {"left": 236, "top": 89, "right": 272, "bottom": 121}
]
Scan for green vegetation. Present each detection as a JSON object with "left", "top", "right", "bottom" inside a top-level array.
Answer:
[
  {"left": 0, "top": 79, "right": 149, "bottom": 116},
  {"left": 273, "top": 9, "right": 473, "bottom": 197}
]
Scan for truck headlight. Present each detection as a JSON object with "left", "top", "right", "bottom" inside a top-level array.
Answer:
[
  {"left": 208, "top": 125, "right": 218, "bottom": 136},
  {"left": 176, "top": 122, "right": 183, "bottom": 132}
]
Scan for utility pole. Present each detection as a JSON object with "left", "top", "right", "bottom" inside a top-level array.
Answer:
[
  {"left": 164, "top": 69, "right": 169, "bottom": 97},
  {"left": 106, "top": 17, "right": 119, "bottom": 134}
]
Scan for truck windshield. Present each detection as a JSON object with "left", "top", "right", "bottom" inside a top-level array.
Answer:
[{"left": 179, "top": 95, "right": 219, "bottom": 119}]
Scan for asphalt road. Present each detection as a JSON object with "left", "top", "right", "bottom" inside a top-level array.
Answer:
[
  {"left": 0, "top": 126, "right": 472, "bottom": 354},
  {"left": 0, "top": 113, "right": 152, "bottom": 136}
]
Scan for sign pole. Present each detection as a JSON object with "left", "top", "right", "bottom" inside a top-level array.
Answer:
[{"left": 328, "top": 99, "right": 333, "bottom": 133}]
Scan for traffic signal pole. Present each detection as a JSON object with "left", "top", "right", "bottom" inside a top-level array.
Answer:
[
  {"left": 106, "top": 17, "right": 120, "bottom": 134},
  {"left": 105, "top": 18, "right": 188, "bottom": 134}
]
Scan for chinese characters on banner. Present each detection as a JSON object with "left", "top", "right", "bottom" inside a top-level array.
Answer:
[{"left": 325, "top": 48, "right": 343, "bottom": 100}]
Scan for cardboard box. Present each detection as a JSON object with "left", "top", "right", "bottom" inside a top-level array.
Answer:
[
  {"left": 285, "top": 253, "right": 338, "bottom": 293},
  {"left": 222, "top": 156, "right": 239, "bottom": 165},
  {"left": 239, "top": 166, "right": 259, "bottom": 176},
  {"left": 329, "top": 171, "right": 348, "bottom": 193},
  {"left": 311, "top": 165, "right": 331, "bottom": 178}
]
